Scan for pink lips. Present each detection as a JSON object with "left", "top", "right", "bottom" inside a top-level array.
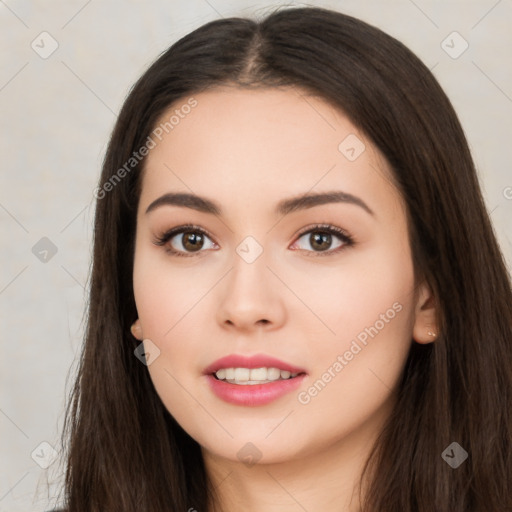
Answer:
[{"left": 203, "top": 353, "right": 307, "bottom": 407}]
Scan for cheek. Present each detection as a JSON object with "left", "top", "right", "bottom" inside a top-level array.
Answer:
[
  {"left": 132, "top": 252, "right": 209, "bottom": 435},
  {"left": 288, "top": 236, "right": 416, "bottom": 410},
  {"left": 284, "top": 235, "right": 416, "bottom": 349},
  {"left": 132, "top": 240, "right": 214, "bottom": 338},
  {"left": 132, "top": 243, "right": 217, "bottom": 405},
  {"left": 288, "top": 294, "right": 414, "bottom": 457}
]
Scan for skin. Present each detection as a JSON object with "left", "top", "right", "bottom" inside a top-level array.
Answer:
[{"left": 130, "top": 86, "right": 437, "bottom": 511}]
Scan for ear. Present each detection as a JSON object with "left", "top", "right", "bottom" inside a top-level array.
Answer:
[
  {"left": 412, "top": 280, "right": 438, "bottom": 344},
  {"left": 130, "top": 318, "right": 143, "bottom": 340}
]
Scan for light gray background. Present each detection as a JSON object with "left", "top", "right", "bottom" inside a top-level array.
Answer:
[{"left": 1, "top": 1, "right": 511, "bottom": 510}]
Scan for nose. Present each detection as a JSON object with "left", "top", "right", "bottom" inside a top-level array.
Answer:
[{"left": 216, "top": 248, "right": 286, "bottom": 333}]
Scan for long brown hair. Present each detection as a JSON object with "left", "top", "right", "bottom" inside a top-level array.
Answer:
[{"left": 57, "top": 6, "right": 512, "bottom": 511}]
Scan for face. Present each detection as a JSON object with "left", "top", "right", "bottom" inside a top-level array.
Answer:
[{"left": 131, "top": 86, "right": 435, "bottom": 468}]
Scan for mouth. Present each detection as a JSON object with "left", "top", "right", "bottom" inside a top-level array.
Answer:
[{"left": 203, "top": 354, "right": 307, "bottom": 404}]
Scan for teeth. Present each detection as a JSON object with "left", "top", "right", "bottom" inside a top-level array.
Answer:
[
  {"left": 267, "top": 367, "right": 281, "bottom": 380},
  {"left": 234, "top": 368, "right": 250, "bottom": 381},
  {"left": 214, "top": 367, "right": 300, "bottom": 384},
  {"left": 249, "top": 367, "right": 267, "bottom": 380}
]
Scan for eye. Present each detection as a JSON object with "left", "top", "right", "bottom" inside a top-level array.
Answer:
[
  {"left": 153, "top": 223, "right": 355, "bottom": 258},
  {"left": 153, "top": 224, "right": 217, "bottom": 257},
  {"left": 290, "top": 224, "right": 354, "bottom": 256}
]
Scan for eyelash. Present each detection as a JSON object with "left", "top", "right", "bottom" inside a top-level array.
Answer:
[{"left": 152, "top": 223, "right": 355, "bottom": 258}]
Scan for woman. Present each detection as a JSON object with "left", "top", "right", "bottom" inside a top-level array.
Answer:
[{"left": 55, "top": 5, "right": 512, "bottom": 511}]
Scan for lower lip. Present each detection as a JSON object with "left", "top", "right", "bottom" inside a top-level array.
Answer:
[{"left": 205, "top": 374, "right": 307, "bottom": 406}]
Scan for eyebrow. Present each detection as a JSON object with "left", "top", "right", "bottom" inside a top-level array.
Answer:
[{"left": 145, "top": 190, "right": 374, "bottom": 217}]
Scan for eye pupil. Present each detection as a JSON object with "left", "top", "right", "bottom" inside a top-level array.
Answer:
[
  {"left": 183, "top": 232, "right": 204, "bottom": 251},
  {"left": 310, "top": 232, "right": 331, "bottom": 251}
]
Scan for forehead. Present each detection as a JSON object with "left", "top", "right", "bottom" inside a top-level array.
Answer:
[{"left": 139, "top": 86, "right": 402, "bottom": 219}]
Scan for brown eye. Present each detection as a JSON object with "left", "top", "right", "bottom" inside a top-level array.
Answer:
[
  {"left": 153, "top": 225, "right": 217, "bottom": 257},
  {"left": 168, "top": 229, "right": 216, "bottom": 255},
  {"left": 290, "top": 224, "right": 354, "bottom": 256}
]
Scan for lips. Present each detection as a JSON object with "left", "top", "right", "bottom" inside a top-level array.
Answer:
[
  {"left": 202, "top": 353, "right": 307, "bottom": 376},
  {"left": 205, "top": 373, "right": 307, "bottom": 406}
]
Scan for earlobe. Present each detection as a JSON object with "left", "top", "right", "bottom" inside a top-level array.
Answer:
[
  {"left": 412, "top": 280, "right": 438, "bottom": 344},
  {"left": 130, "top": 318, "right": 143, "bottom": 340}
]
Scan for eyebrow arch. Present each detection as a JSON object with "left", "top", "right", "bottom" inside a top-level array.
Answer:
[{"left": 145, "top": 190, "right": 374, "bottom": 217}]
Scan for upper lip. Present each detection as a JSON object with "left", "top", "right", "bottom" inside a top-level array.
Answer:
[{"left": 203, "top": 354, "right": 307, "bottom": 375}]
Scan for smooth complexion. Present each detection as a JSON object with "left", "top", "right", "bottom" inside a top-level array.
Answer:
[{"left": 131, "top": 86, "right": 437, "bottom": 511}]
